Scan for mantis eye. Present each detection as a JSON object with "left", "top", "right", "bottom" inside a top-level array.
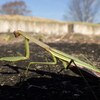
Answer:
[{"left": 13, "top": 31, "right": 21, "bottom": 38}]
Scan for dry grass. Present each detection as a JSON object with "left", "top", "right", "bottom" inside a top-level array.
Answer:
[
  {"left": 1, "top": 15, "right": 100, "bottom": 26},
  {"left": 44, "top": 33, "right": 100, "bottom": 44},
  {"left": 0, "top": 33, "right": 100, "bottom": 45}
]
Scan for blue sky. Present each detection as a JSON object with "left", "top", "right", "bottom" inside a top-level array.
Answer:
[{"left": 0, "top": 0, "right": 69, "bottom": 21}]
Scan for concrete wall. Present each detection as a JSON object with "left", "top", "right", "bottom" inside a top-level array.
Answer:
[{"left": 0, "top": 15, "right": 100, "bottom": 35}]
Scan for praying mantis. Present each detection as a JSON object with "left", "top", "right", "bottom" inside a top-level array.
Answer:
[{"left": 0, "top": 30, "right": 100, "bottom": 77}]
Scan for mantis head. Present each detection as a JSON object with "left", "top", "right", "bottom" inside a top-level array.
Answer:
[{"left": 13, "top": 30, "right": 21, "bottom": 38}]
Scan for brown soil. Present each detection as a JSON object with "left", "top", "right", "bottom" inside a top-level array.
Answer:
[{"left": 0, "top": 42, "right": 100, "bottom": 100}]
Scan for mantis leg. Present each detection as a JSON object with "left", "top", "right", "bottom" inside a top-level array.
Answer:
[
  {"left": 25, "top": 54, "right": 57, "bottom": 75},
  {"left": 66, "top": 60, "right": 74, "bottom": 69},
  {"left": 58, "top": 59, "right": 74, "bottom": 73},
  {"left": 0, "top": 38, "right": 30, "bottom": 62}
]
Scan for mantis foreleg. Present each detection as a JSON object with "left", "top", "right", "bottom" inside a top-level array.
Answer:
[{"left": 0, "top": 38, "right": 29, "bottom": 62}]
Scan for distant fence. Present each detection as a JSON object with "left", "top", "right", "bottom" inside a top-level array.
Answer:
[{"left": 0, "top": 15, "right": 100, "bottom": 35}]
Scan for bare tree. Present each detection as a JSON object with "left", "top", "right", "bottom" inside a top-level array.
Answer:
[
  {"left": 64, "top": 0, "right": 100, "bottom": 22},
  {"left": 0, "top": 0, "right": 31, "bottom": 15}
]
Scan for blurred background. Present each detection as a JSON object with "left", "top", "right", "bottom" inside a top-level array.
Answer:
[
  {"left": 0, "top": 0, "right": 100, "bottom": 44},
  {"left": 0, "top": 0, "right": 100, "bottom": 22}
]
